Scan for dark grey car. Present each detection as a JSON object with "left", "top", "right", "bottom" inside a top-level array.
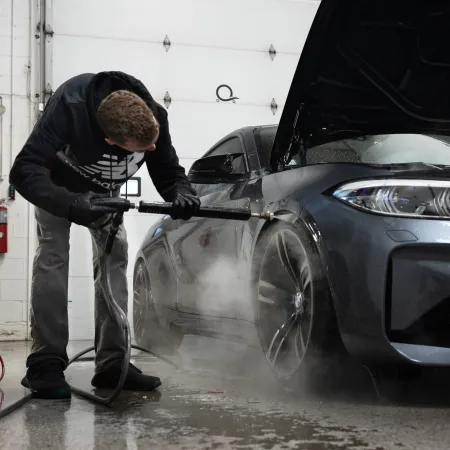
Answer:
[{"left": 133, "top": 0, "right": 450, "bottom": 382}]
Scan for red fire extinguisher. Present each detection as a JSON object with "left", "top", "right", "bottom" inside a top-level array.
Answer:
[{"left": 0, "top": 199, "right": 7, "bottom": 254}]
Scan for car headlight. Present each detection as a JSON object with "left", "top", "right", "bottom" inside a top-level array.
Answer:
[{"left": 332, "top": 179, "right": 450, "bottom": 219}]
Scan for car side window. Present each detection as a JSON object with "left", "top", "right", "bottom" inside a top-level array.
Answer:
[
  {"left": 193, "top": 137, "right": 246, "bottom": 198},
  {"left": 254, "top": 126, "right": 277, "bottom": 169}
]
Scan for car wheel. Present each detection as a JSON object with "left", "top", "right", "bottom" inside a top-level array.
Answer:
[
  {"left": 133, "top": 259, "right": 183, "bottom": 355},
  {"left": 133, "top": 261, "right": 156, "bottom": 349},
  {"left": 252, "top": 221, "right": 341, "bottom": 384}
]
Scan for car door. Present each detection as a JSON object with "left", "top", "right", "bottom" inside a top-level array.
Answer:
[{"left": 173, "top": 133, "right": 255, "bottom": 318}]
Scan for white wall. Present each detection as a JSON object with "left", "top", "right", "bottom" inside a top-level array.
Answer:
[
  {"left": 0, "top": 0, "right": 38, "bottom": 341},
  {"left": 0, "top": 0, "right": 320, "bottom": 342}
]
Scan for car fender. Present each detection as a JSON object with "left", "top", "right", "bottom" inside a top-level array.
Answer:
[
  {"left": 248, "top": 197, "right": 303, "bottom": 259},
  {"left": 250, "top": 196, "right": 292, "bottom": 235},
  {"left": 133, "top": 222, "right": 162, "bottom": 270},
  {"left": 248, "top": 199, "right": 343, "bottom": 333},
  {"left": 298, "top": 204, "right": 346, "bottom": 338},
  {"left": 133, "top": 218, "right": 171, "bottom": 275}
]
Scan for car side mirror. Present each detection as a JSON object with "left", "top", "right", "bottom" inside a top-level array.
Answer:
[{"left": 188, "top": 153, "right": 248, "bottom": 184}]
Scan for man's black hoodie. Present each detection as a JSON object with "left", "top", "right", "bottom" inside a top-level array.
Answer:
[{"left": 9, "top": 71, "right": 196, "bottom": 219}]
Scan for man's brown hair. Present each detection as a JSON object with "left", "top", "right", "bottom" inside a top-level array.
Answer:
[{"left": 96, "top": 90, "right": 160, "bottom": 146}]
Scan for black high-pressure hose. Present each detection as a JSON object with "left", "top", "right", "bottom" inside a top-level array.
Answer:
[
  {"left": 0, "top": 198, "right": 274, "bottom": 419},
  {"left": 67, "top": 210, "right": 179, "bottom": 406}
]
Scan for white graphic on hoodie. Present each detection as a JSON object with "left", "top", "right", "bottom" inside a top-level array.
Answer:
[{"left": 75, "top": 153, "right": 145, "bottom": 190}]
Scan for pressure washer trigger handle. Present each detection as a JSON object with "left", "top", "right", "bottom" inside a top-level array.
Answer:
[{"left": 91, "top": 197, "right": 133, "bottom": 213}]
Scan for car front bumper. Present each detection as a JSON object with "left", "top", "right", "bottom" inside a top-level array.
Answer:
[{"left": 304, "top": 195, "right": 450, "bottom": 367}]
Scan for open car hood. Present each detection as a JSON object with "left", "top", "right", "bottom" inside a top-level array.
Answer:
[{"left": 271, "top": 0, "right": 450, "bottom": 170}]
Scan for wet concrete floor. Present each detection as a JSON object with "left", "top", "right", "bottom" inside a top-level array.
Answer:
[{"left": 1, "top": 337, "right": 450, "bottom": 449}]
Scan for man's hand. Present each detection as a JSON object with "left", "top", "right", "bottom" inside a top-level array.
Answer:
[
  {"left": 68, "top": 191, "right": 125, "bottom": 229},
  {"left": 170, "top": 189, "right": 201, "bottom": 220}
]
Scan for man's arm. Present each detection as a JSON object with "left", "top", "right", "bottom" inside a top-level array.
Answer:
[
  {"left": 145, "top": 106, "right": 197, "bottom": 202},
  {"left": 9, "top": 93, "right": 79, "bottom": 218}
]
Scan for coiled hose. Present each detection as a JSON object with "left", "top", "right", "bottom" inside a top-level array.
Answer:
[
  {"left": 67, "top": 211, "right": 179, "bottom": 406},
  {"left": 0, "top": 211, "right": 179, "bottom": 419}
]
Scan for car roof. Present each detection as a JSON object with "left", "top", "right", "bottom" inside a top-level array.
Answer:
[{"left": 201, "top": 124, "right": 278, "bottom": 159}]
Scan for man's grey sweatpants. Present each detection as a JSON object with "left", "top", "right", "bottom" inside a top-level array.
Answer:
[{"left": 27, "top": 206, "right": 129, "bottom": 373}]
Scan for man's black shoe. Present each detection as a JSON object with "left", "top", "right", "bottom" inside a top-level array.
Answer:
[
  {"left": 21, "top": 360, "right": 71, "bottom": 399},
  {"left": 91, "top": 362, "right": 162, "bottom": 391}
]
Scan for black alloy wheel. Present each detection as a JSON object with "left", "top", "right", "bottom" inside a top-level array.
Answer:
[
  {"left": 252, "top": 222, "right": 339, "bottom": 383},
  {"left": 133, "top": 259, "right": 183, "bottom": 355},
  {"left": 133, "top": 261, "right": 157, "bottom": 348}
]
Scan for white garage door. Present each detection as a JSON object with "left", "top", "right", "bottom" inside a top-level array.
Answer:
[{"left": 49, "top": 0, "right": 320, "bottom": 339}]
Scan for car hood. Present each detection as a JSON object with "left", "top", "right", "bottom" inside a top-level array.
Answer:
[{"left": 271, "top": 0, "right": 450, "bottom": 170}]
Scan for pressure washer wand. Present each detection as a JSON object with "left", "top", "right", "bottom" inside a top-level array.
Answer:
[
  {"left": 93, "top": 198, "right": 275, "bottom": 222},
  {"left": 95, "top": 198, "right": 275, "bottom": 255},
  {"left": 136, "top": 201, "right": 275, "bottom": 221}
]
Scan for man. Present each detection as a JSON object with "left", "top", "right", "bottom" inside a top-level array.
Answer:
[{"left": 9, "top": 71, "right": 201, "bottom": 399}]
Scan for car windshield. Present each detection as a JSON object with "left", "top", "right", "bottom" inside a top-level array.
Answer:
[{"left": 256, "top": 127, "right": 450, "bottom": 169}]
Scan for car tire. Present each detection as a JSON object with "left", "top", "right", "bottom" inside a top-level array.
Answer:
[
  {"left": 133, "top": 261, "right": 154, "bottom": 349},
  {"left": 132, "top": 260, "right": 182, "bottom": 356},
  {"left": 251, "top": 221, "right": 342, "bottom": 387}
]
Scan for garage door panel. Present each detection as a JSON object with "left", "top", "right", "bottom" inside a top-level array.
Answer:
[
  {"left": 55, "top": 36, "right": 281, "bottom": 161},
  {"left": 54, "top": 0, "right": 319, "bottom": 54},
  {"left": 151, "top": 45, "right": 298, "bottom": 106},
  {"left": 53, "top": 35, "right": 298, "bottom": 107},
  {"left": 166, "top": 102, "right": 279, "bottom": 160},
  {"left": 53, "top": 36, "right": 168, "bottom": 93}
]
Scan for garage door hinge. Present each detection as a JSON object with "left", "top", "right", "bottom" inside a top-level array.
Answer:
[
  {"left": 44, "top": 83, "right": 53, "bottom": 96},
  {"left": 164, "top": 91, "right": 172, "bottom": 108},
  {"left": 269, "top": 44, "right": 276, "bottom": 61},
  {"left": 271, "top": 98, "right": 278, "bottom": 115},
  {"left": 163, "top": 35, "right": 171, "bottom": 52},
  {"left": 44, "top": 24, "right": 54, "bottom": 38}
]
